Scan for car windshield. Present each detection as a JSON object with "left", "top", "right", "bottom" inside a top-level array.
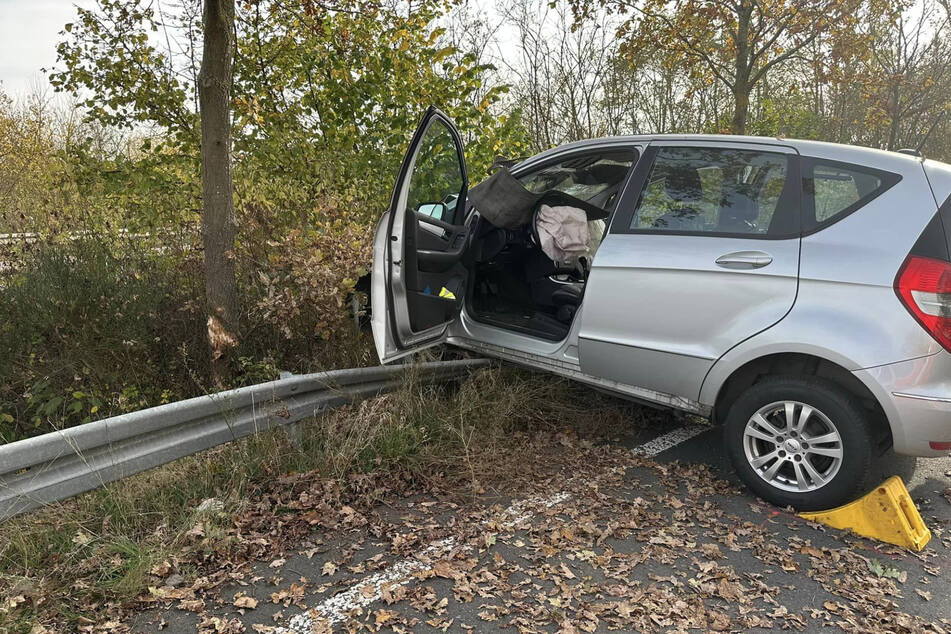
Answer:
[{"left": 517, "top": 151, "right": 636, "bottom": 205}]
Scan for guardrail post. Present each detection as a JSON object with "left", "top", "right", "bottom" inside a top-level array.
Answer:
[
  {"left": 285, "top": 422, "right": 303, "bottom": 449},
  {"left": 279, "top": 370, "right": 304, "bottom": 449}
]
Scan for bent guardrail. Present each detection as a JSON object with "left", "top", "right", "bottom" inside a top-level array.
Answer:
[{"left": 0, "top": 359, "right": 490, "bottom": 522}]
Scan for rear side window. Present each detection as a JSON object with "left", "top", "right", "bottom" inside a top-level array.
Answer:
[
  {"left": 803, "top": 159, "right": 901, "bottom": 232},
  {"left": 627, "top": 146, "right": 798, "bottom": 237}
]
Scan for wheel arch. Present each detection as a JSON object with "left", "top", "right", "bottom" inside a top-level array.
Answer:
[{"left": 707, "top": 351, "right": 893, "bottom": 453}]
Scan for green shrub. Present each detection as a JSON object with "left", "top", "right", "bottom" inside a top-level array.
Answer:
[
  {"left": 0, "top": 236, "right": 205, "bottom": 441},
  {"left": 240, "top": 202, "right": 375, "bottom": 374},
  {"left": 0, "top": 223, "right": 377, "bottom": 443}
]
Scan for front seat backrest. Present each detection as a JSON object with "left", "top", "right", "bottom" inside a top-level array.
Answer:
[
  {"left": 652, "top": 167, "right": 704, "bottom": 231},
  {"left": 717, "top": 186, "right": 759, "bottom": 233}
]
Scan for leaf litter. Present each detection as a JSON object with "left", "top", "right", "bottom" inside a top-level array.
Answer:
[{"left": 4, "top": 390, "right": 949, "bottom": 633}]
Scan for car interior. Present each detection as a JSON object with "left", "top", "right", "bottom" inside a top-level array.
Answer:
[{"left": 465, "top": 150, "right": 637, "bottom": 341}]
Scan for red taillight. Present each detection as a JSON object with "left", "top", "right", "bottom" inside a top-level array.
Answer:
[{"left": 895, "top": 255, "right": 951, "bottom": 352}]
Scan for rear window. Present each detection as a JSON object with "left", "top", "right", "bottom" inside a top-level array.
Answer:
[{"left": 803, "top": 160, "right": 900, "bottom": 231}]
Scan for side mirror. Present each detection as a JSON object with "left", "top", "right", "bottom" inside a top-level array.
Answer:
[{"left": 417, "top": 202, "right": 448, "bottom": 222}]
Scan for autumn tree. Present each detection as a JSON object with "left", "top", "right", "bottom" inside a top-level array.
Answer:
[
  {"left": 863, "top": 0, "right": 951, "bottom": 150},
  {"left": 599, "top": 35, "right": 732, "bottom": 135},
  {"left": 574, "top": 0, "right": 863, "bottom": 134},
  {"left": 48, "top": 0, "right": 527, "bottom": 383},
  {"left": 501, "top": 0, "right": 619, "bottom": 150},
  {"left": 0, "top": 88, "right": 124, "bottom": 234}
]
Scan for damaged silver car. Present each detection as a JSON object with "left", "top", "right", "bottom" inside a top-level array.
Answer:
[{"left": 372, "top": 106, "right": 951, "bottom": 510}]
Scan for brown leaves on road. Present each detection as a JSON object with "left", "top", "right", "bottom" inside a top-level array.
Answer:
[{"left": 13, "top": 414, "right": 947, "bottom": 633}]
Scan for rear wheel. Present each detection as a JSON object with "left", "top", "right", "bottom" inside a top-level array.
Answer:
[{"left": 724, "top": 376, "right": 874, "bottom": 511}]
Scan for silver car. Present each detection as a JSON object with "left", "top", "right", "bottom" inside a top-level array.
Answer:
[{"left": 371, "top": 107, "right": 951, "bottom": 510}]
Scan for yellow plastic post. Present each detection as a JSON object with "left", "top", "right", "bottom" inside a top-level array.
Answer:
[{"left": 798, "top": 476, "right": 931, "bottom": 551}]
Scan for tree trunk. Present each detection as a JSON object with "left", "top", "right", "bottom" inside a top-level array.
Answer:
[
  {"left": 731, "top": 0, "right": 753, "bottom": 135},
  {"left": 887, "top": 83, "right": 902, "bottom": 150},
  {"left": 732, "top": 86, "right": 750, "bottom": 135},
  {"left": 198, "top": 0, "right": 237, "bottom": 388}
]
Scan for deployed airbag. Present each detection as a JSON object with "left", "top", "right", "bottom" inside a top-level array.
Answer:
[
  {"left": 467, "top": 167, "right": 539, "bottom": 229},
  {"left": 536, "top": 204, "right": 589, "bottom": 265}
]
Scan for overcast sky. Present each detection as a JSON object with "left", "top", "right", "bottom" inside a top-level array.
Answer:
[
  {"left": 0, "top": 0, "right": 96, "bottom": 98},
  {"left": 0, "top": 0, "right": 530, "bottom": 102},
  {"left": 0, "top": 0, "right": 513, "bottom": 100}
]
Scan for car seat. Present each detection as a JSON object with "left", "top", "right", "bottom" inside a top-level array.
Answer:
[
  {"left": 653, "top": 168, "right": 705, "bottom": 231},
  {"left": 717, "top": 186, "right": 759, "bottom": 233}
]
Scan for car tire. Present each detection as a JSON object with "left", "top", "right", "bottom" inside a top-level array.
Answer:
[{"left": 724, "top": 376, "right": 874, "bottom": 511}]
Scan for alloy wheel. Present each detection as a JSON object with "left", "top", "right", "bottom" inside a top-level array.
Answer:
[{"left": 742, "top": 400, "right": 844, "bottom": 493}]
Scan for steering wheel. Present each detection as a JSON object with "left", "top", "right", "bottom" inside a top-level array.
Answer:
[{"left": 529, "top": 203, "right": 543, "bottom": 247}]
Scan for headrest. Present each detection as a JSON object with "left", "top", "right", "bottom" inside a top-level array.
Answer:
[
  {"left": 664, "top": 168, "right": 703, "bottom": 205},
  {"left": 719, "top": 188, "right": 759, "bottom": 222}
]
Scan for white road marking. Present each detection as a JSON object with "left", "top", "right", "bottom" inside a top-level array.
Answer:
[
  {"left": 275, "top": 426, "right": 702, "bottom": 632},
  {"left": 276, "top": 492, "right": 570, "bottom": 632},
  {"left": 632, "top": 424, "right": 709, "bottom": 457},
  {"left": 280, "top": 537, "right": 453, "bottom": 631}
]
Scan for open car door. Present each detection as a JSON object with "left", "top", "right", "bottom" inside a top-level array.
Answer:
[{"left": 371, "top": 107, "right": 470, "bottom": 363}]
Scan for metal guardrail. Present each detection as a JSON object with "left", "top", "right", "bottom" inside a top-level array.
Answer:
[
  {"left": 0, "top": 230, "right": 161, "bottom": 245},
  {"left": 0, "top": 359, "right": 490, "bottom": 522}
]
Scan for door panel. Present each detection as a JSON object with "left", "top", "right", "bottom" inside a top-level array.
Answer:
[
  {"left": 579, "top": 234, "right": 800, "bottom": 398},
  {"left": 414, "top": 212, "right": 469, "bottom": 271},
  {"left": 371, "top": 107, "right": 469, "bottom": 363},
  {"left": 578, "top": 142, "right": 802, "bottom": 400}
]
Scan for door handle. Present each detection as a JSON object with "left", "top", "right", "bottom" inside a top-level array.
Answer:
[{"left": 715, "top": 250, "right": 773, "bottom": 269}]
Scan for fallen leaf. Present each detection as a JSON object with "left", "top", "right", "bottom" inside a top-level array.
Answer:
[
  {"left": 375, "top": 608, "right": 398, "bottom": 625},
  {"left": 234, "top": 595, "right": 258, "bottom": 609},
  {"left": 150, "top": 561, "right": 172, "bottom": 577}
]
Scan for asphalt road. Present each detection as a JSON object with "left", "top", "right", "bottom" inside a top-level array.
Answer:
[{"left": 134, "top": 412, "right": 951, "bottom": 633}]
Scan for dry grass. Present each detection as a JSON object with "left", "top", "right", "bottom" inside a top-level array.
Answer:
[{"left": 0, "top": 363, "right": 656, "bottom": 632}]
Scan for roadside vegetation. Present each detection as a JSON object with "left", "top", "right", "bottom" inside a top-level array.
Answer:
[
  {"left": 3, "top": 0, "right": 951, "bottom": 440},
  {"left": 0, "top": 364, "right": 659, "bottom": 632}
]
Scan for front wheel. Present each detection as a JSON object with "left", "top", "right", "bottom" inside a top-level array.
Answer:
[{"left": 724, "top": 376, "right": 875, "bottom": 511}]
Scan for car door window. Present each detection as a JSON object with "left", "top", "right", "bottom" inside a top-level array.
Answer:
[
  {"left": 629, "top": 146, "right": 796, "bottom": 236},
  {"left": 406, "top": 120, "right": 465, "bottom": 225},
  {"left": 515, "top": 149, "right": 637, "bottom": 254}
]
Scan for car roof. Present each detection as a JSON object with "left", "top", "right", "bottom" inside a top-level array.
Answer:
[{"left": 525, "top": 134, "right": 935, "bottom": 172}]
